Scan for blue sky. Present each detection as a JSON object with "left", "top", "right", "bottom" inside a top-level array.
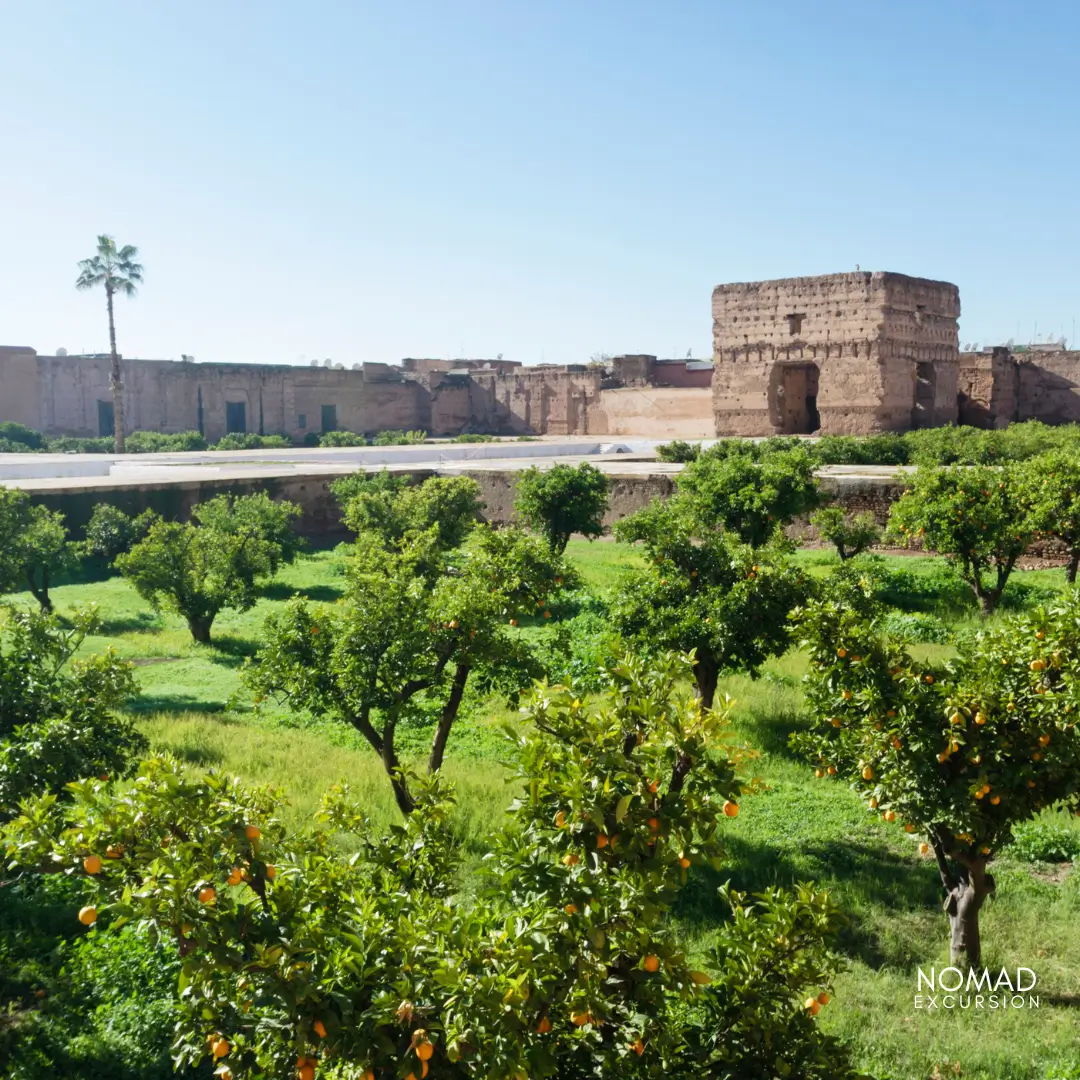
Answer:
[{"left": 2, "top": 1, "right": 1078, "bottom": 366}]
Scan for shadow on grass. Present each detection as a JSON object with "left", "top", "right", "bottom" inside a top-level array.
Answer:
[
  {"left": 258, "top": 581, "right": 344, "bottom": 604},
  {"left": 92, "top": 610, "right": 164, "bottom": 635},
  {"left": 674, "top": 832, "right": 945, "bottom": 968},
  {"left": 127, "top": 694, "right": 230, "bottom": 714},
  {"left": 203, "top": 634, "right": 261, "bottom": 668},
  {"left": 167, "top": 742, "right": 226, "bottom": 767},
  {"left": 734, "top": 694, "right": 810, "bottom": 761}
]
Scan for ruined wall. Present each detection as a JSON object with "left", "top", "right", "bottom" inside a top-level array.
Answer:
[
  {"left": 712, "top": 272, "right": 960, "bottom": 436},
  {"left": 0, "top": 347, "right": 42, "bottom": 428},
  {"left": 1015, "top": 351, "right": 1080, "bottom": 425},
  {"left": 464, "top": 367, "right": 603, "bottom": 435},
  {"left": 589, "top": 387, "right": 714, "bottom": 437},
  {"left": 958, "top": 348, "right": 1017, "bottom": 428}
]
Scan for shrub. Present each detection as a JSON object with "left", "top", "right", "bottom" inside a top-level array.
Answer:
[
  {"left": 810, "top": 507, "right": 881, "bottom": 561},
  {"left": 514, "top": 462, "right": 610, "bottom": 553},
  {"left": 318, "top": 430, "right": 368, "bottom": 447},
  {"left": 0, "top": 486, "right": 75, "bottom": 610},
  {"left": 78, "top": 503, "right": 158, "bottom": 563},
  {"left": 116, "top": 492, "right": 302, "bottom": 643},
  {"left": 0, "top": 421, "right": 48, "bottom": 451},
  {"left": 371, "top": 429, "right": 427, "bottom": 445},
  {"left": 45, "top": 435, "right": 115, "bottom": 453},
  {"left": 903, "top": 426, "right": 1004, "bottom": 466},
  {"left": 124, "top": 430, "right": 208, "bottom": 453},
  {"left": 877, "top": 610, "right": 952, "bottom": 645},
  {"left": 1026, "top": 451, "right": 1080, "bottom": 582},
  {"left": 655, "top": 440, "right": 701, "bottom": 463},
  {"left": 1008, "top": 820, "right": 1080, "bottom": 863},
  {"left": 813, "top": 434, "right": 909, "bottom": 466},
  {"left": 211, "top": 432, "right": 292, "bottom": 450},
  {"left": 452, "top": 432, "right": 496, "bottom": 442},
  {"left": 330, "top": 468, "right": 408, "bottom": 516}
]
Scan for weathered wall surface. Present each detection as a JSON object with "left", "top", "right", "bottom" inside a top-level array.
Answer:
[
  {"left": 589, "top": 387, "right": 714, "bottom": 437},
  {"left": 464, "top": 368, "right": 603, "bottom": 435},
  {"left": 958, "top": 348, "right": 1017, "bottom": 428},
  {"left": 712, "top": 272, "right": 960, "bottom": 436},
  {"left": 1015, "top": 351, "right": 1080, "bottom": 425}
]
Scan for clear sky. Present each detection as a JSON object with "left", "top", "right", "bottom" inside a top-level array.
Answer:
[{"left": 3, "top": 1, "right": 1078, "bottom": 366}]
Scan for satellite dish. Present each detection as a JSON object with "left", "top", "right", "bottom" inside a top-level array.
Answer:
[{"left": 56, "top": 347, "right": 68, "bottom": 356}]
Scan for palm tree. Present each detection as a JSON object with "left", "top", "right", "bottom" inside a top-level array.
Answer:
[{"left": 75, "top": 235, "right": 144, "bottom": 452}]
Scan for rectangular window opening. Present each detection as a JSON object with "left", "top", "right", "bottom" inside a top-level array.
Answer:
[
  {"left": 298, "top": 413, "right": 307, "bottom": 429},
  {"left": 321, "top": 404, "right": 337, "bottom": 432},
  {"left": 225, "top": 401, "right": 247, "bottom": 434},
  {"left": 97, "top": 399, "right": 114, "bottom": 438}
]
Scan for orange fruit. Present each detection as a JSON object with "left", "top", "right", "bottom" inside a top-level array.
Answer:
[
  {"left": 868, "top": 797, "right": 878, "bottom": 809},
  {"left": 904, "top": 824, "right": 915, "bottom": 833},
  {"left": 647, "top": 780, "right": 659, "bottom": 793},
  {"left": 861, "top": 766, "right": 873, "bottom": 781},
  {"left": 883, "top": 810, "right": 897, "bottom": 823},
  {"left": 198, "top": 886, "right": 216, "bottom": 905},
  {"left": 313, "top": 1020, "right": 327, "bottom": 1039},
  {"left": 919, "top": 842, "right": 930, "bottom": 855},
  {"left": 416, "top": 1042, "right": 434, "bottom": 1062},
  {"left": 266, "top": 865, "right": 277, "bottom": 880},
  {"left": 570, "top": 1011, "right": 591, "bottom": 1027},
  {"left": 596, "top": 834, "right": 609, "bottom": 849},
  {"left": 537, "top": 1016, "right": 552, "bottom": 1034},
  {"left": 1031, "top": 659, "right": 1046, "bottom": 672},
  {"left": 1039, "top": 734, "right": 1051, "bottom": 746},
  {"left": 509, "top": 619, "right": 518, "bottom": 627},
  {"left": 78, "top": 906, "right": 97, "bottom": 926},
  {"left": 647, "top": 817, "right": 659, "bottom": 831},
  {"left": 105, "top": 844, "right": 124, "bottom": 859},
  {"left": 678, "top": 857, "right": 691, "bottom": 869},
  {"left": 831, "top": 717, "right": 843, "bottom": 728},
  {"left": 632, "top": 1038, "right": 645, "bottom": 1055},
  {"left": 842, "top": 690, "right": 852, "bottom": 701},
  {"left": 814, "top": 768, "right": 824, "bottom": 778},
  {"left": 299, "top": 1066, "right": 315, "bottom": 1080},
  {"left": 817, "top": 992, "right": 831, "bottom": 1005},
  {"left": 564, "top": 903, "right": 578, "bottom": 915},
  {"left": 950, "top": 713, "right": 963, "bottom": 726},
  {"left": 804, "top": 996, "right": 820, "bottom": 1015},
  {"left": 562, "top": 853, "right": 579, "bottom": 867},
  {"left": 891, "top": 737, "right": 902, "bottom": 750},
  {"left": 722, "top": 801, "right": 739, "bottom": 818},
  {"left": 554, "top": 810, "right": 567, "bottom": 827},
  {"left": 975, "top": 712, "right": 987, "bottom": 725},
  {"left": 227, "top": 867, "right": 244, "bottom": 887},
  {"left": 245, "top": 825, "right": 261, "bottom": 842},
  {"left": 83, "top": 854, "right": 102, "bottom": 875},
  {"left": 990, "top": 795, "right": 1001, "bottom": 806},
  {"left": 827, "top": 765, "right": 837, "bottom": 776},
  {"left": 643, "top": 954, "right": 660, "bottom": 972},
  {"left": 925, "top": 675, "right": 934, "bottom": 684},
  {"left": 211, "top": 1037, "right": 230, "bottom": 1059},
  {"left": 837, "top": 648, "right": 846, "bottom": 658}
]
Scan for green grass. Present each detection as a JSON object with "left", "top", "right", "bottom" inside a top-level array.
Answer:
[{"left": 4, "top": 544, "right": 1080, "bottom": 1079}]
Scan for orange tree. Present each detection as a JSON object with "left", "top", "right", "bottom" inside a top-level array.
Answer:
[
  {"left": 3, "top": 651, "right": 867, "bottom": 1080},
  {"left": 245, "top": 524, "right": 576, "bottom": 814},
  {"left": 1026, "top": 450, "right": 1080, "bottom": 582},
  {"left": 611, "top": 499, "right": 809, "bottom": 707},
  {"left": 886, "top": 462, "right": 1037, "bottom": 614},
  {"left": 0, "top": 606, "right": 141, "bottom": 817},
  {"left": 792, "top": 583, "right": 1080, "bottom": 966}
]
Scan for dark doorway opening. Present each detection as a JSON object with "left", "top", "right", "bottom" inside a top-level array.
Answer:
[
  {"left": 226, "top": 401, "right": 247, "bottom": 434},
  {"left": 321, "top": 404, "right": 338, "bottom": 432},
  {"left": 769, "top": 362, "right": 821, "bottom": 434},
  {"left": 97, "top": 399, "right": 114, "bottom": 437},
  {"left": 911, "top": 362, "right": 936, "bottom": 428}
]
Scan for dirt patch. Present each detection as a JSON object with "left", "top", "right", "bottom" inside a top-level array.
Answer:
[
  {"left": 1030, "top": 862, "right": 1074, "bottom": 884},
  {"left": 129, "top": 656, "right": 182, "bottom": 667}
]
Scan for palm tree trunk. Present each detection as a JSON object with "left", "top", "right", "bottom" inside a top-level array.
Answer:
[{"left": 107, "top": 284, "right": 126, "bottom": 453}]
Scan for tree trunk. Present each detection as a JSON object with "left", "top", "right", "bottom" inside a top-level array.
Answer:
[
  {"left": 693, "top": 653, "right": 719, "bottom": 710},
  {"left": 429, "top": 662, "right": 470, "bottom": 774},
  {"left": 186, "top": 614, "right": 214, "bottom": 644},
  {"left": 944, "top": 862, "right": 994, "bottom": 968},
  {"left": 27, "top": 569, "right": 52, "bottom": 613},
  {"left": 381, "top": 715, "right": 416, "bottom": 815},
  {"left": 107, "top": 285, "right": 126, "bottom": 453},
  {"left": 1067, "top": 550, "right": 1079, "bottom": 585}
]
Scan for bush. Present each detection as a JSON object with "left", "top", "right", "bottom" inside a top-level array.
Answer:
[
  {"left": 371, "top": 429, "right": 427, "bottom": 445},
  {"left": 813, "top": 434, "right": 909, "bottom": 466},
  {"left": 211, "top": 433, "right": 292, "bottom": 450},
  {"left": 655, "top": 440, "right": 702, "bottom": 463},
  {"left": 810, "top": 507, "right": 881, "bottom": 561},
  {"left": 877, "top": 610, "right": 952, "bottom": 644},
  {"left": 1008, "top": 820, "right": 1080, "bottom": 863},
  {"left": 45, "top": 435, "right": 115, "bottom": 453},
  {"left": 515, "top": 462, "right": 611, "bottom": 553},
  {"left": 78, "top": 504, "right": 158, "bottom": 563},
  {"left": 124, "top": 430, "right": 208, "bottom": 453},
  {"left": 0, "top": 421, "right": 48, "bottom": 451},
  {"left": 318, "top": 430, "right": 368, "bottom": 447},
  {"left": 452, "top": 432, "right": 496, "bottom": 442}
]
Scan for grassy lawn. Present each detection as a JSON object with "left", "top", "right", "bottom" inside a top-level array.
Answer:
[{"left": 3, "top": 540, "right": 1080, "bottom": 1079}]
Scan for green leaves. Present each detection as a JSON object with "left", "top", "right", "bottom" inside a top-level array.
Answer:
[{"left": 514, "top": 463, "right": 610, "bottom": 553}]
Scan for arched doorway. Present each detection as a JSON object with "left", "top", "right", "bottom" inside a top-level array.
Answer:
[{"left": 768, "top": 362, "right": 821, "bottom": 434}]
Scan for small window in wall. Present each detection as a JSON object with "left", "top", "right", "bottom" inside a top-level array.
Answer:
[
  {"left": 786, "top": 312, "right": 805, "bottom": 336},
  {"left": 321, "top": 404, "right": 337, "bottom": 432},
  {"left": 97, "top": 399, "right": 114, "bottom": 437},
  {"left": 226, "top": 401, "right": 247, "bottom": 434},
  {"left": 298, "top": 413, "right": 307, "bottom": 429}
]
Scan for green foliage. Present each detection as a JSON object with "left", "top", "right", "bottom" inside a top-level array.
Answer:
[
  {"left": 1026, "top": 450, "right": 1080, "bottom": 580},
  {"left": 0, "top": 486, "right": 76, "bottom": 610},
  {"left": 514, "top": 462, "right": 611, "bottom": 553},
  {"left": 876, "top": 609, "right": 951, "bottom": 644},
  {"left": 123, "top": 430, "right": 208, "bottom": 453},
  {"left": 654, "top": 440, "right": 701, "bottom": 463},
  {"left": 792, "top": 586, "right": 1080, "bottom": 960},
  {"left": 677, "top": 447, "right": 820, "bottom": 547},
  {"left": 887, "top": 462, "right": 1038, "bottom": 613},
  {"left": 78, "top": 503, "right": 159, "bottom": 563},
  {"left": 46, "top": 435, "right": 116, "bottom": 453},
  {"left": 811, "top": 434, "right": 910, "bottom": 466},
  {"left": 612, "top": 499, "right": 809, "bottom": 706},
  {"left": 371, "top": 429, "right": 428, "bottom": 445},
  {"left": 1008, "top": 820, "right": 1080, "bottom": 863},
  {"left": 319, "top": 430, "right": 368, "bottom": 447},
  {"left": 211, "top": 432, "right": 292, "bottom": 450},
  {"left": 452, "top": 432, "right": 496, "bottom": 442},
  {"left": 116, "top": 493, "right": 302, "bottom": 643},
  {"left": 330, "top": 468, "right": 408, "bottom": 514},
  {"left": 0, "top": 607, "right": 141, "bottom": 819},
  {"left": 810, "top": 507, "right": 881, "bottom": 561},
  {"left": 0, "top": 420, "right": 48, "bottom": 451},
  {"left": 342, "top": 474, "right": 483, "bottom": 555},
  {"left": 3, "top": 653, "right": 865, "bottom": 1080}
]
